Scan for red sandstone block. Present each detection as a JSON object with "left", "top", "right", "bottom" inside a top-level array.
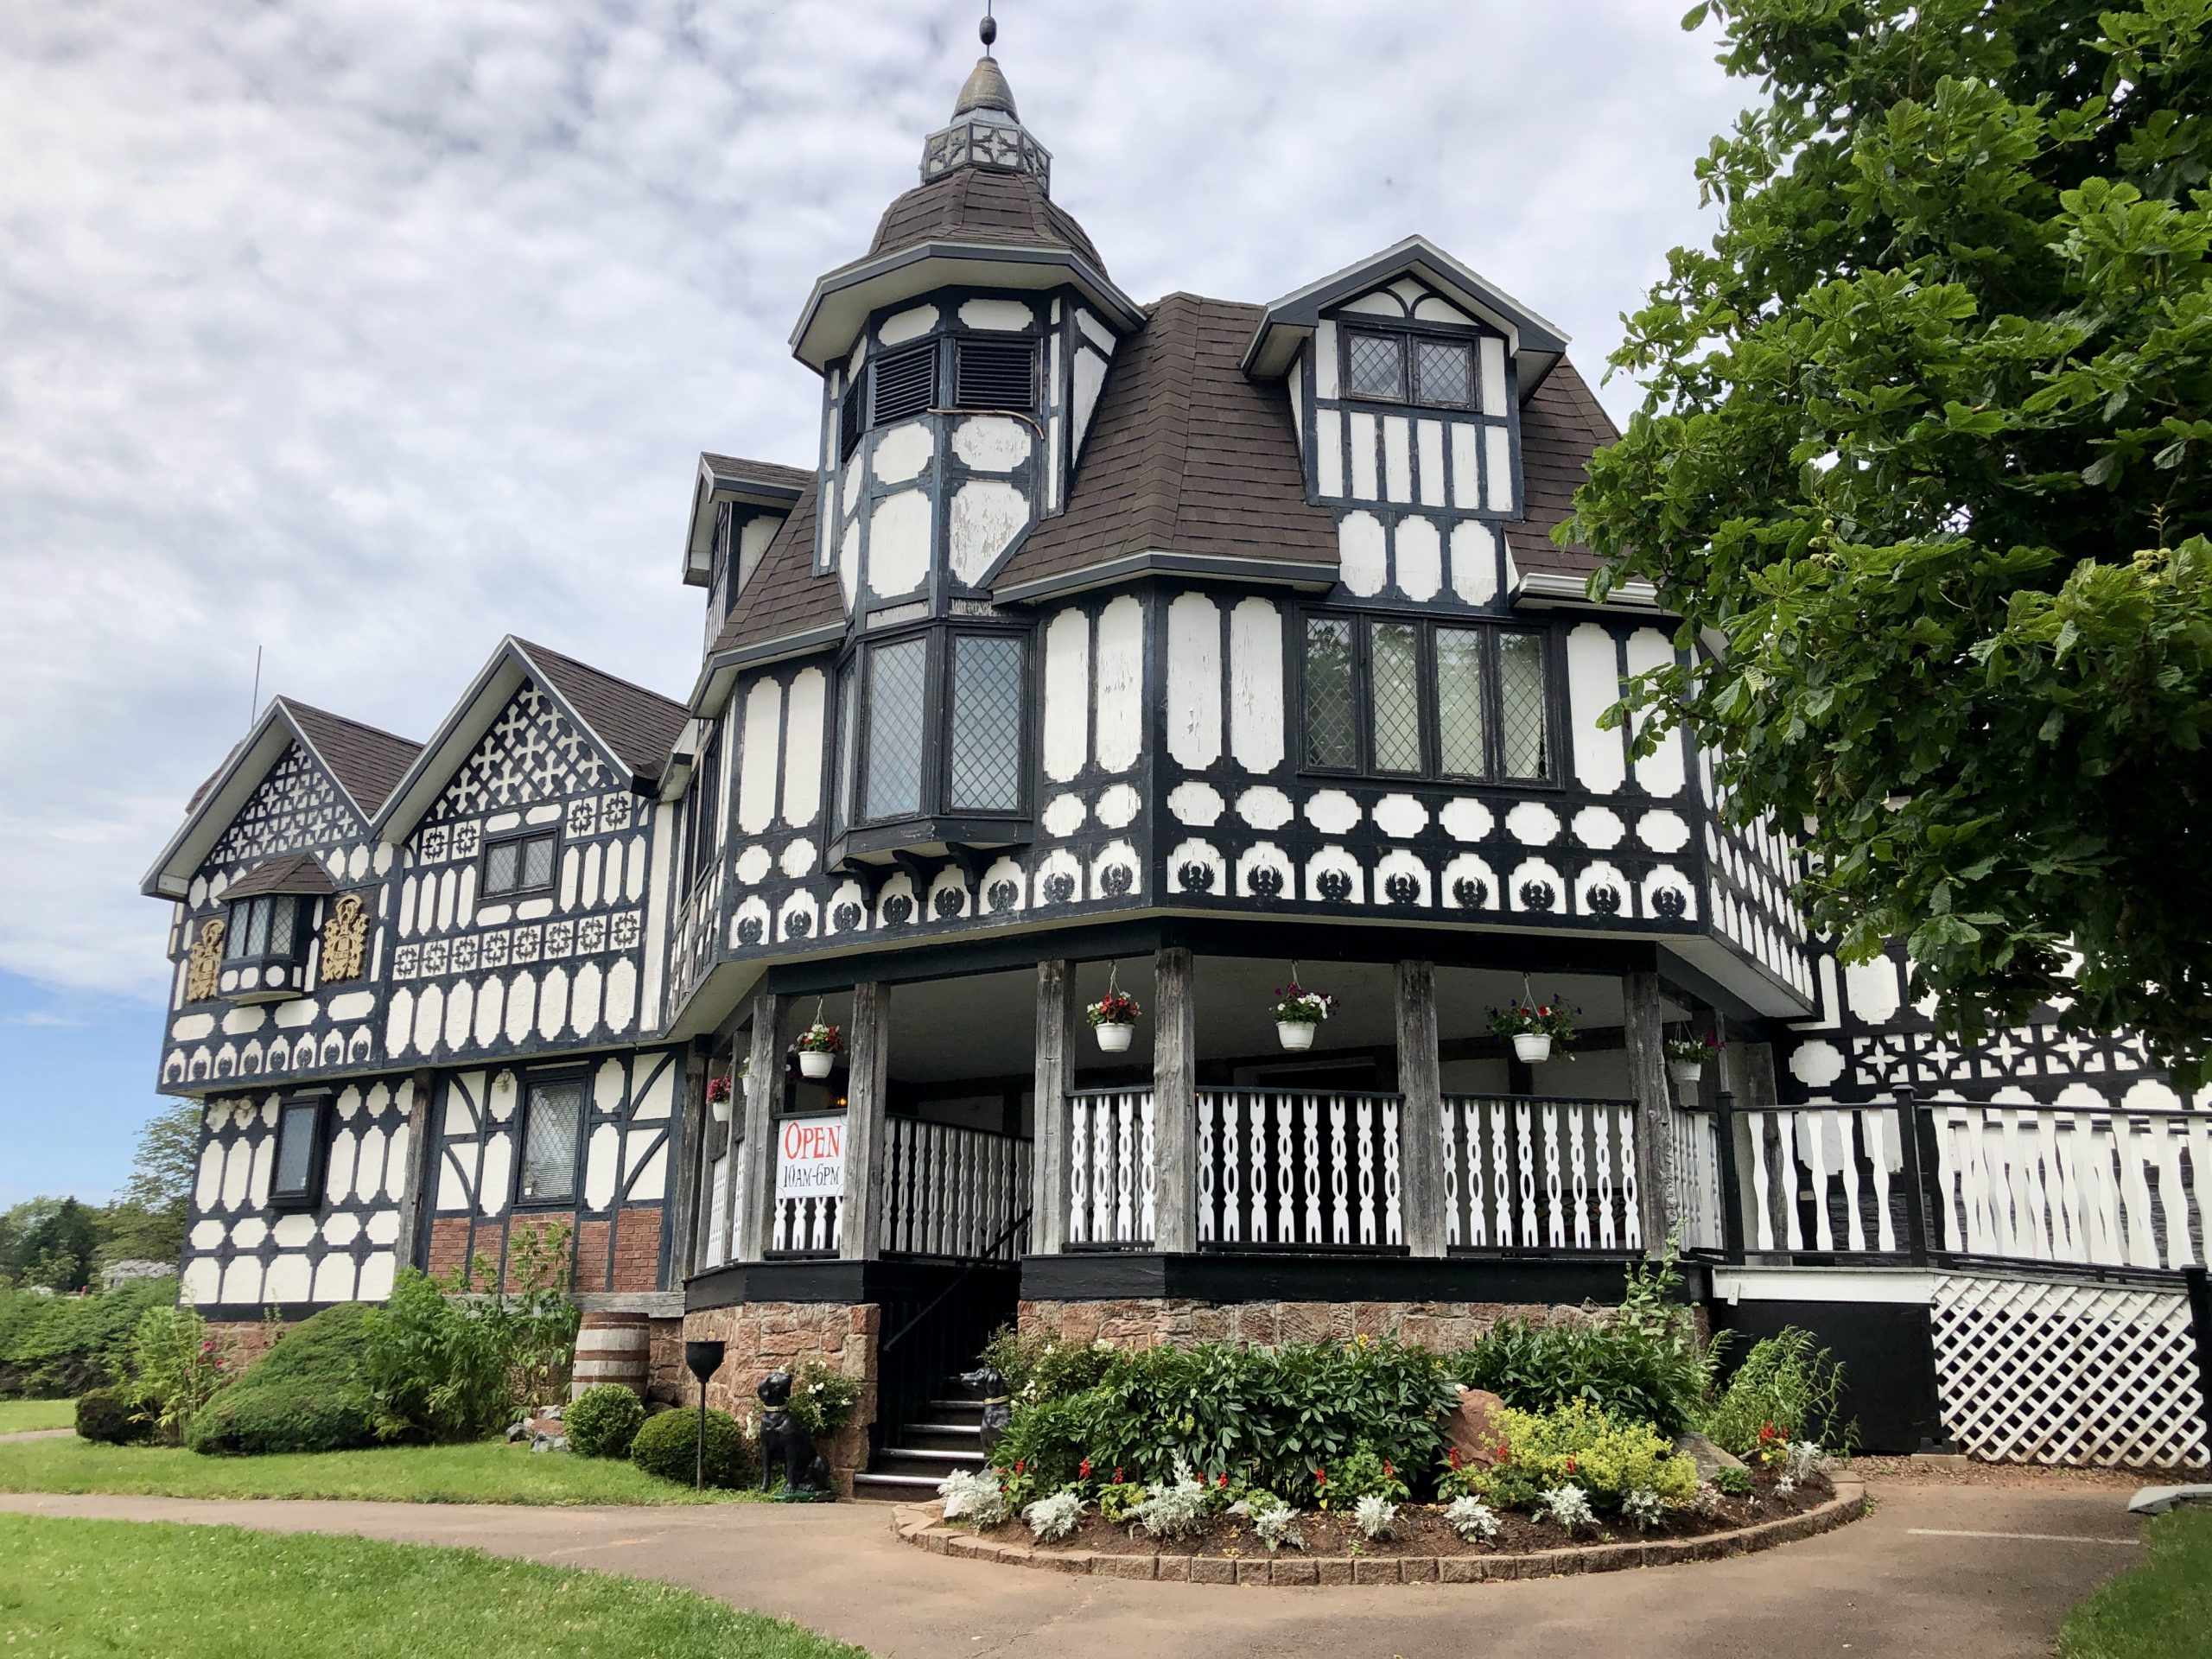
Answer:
[
  {"left": 1189, "top": 1558, "right": 1236, "bottom": 1585},
  {"left": 1352, "top": 1558, "right": 1401, "bottom": 1585},
  {"left": 1399, "top": 1556, "right": 1438, "bottom": 1582},
  {"left": 1314, "top": 1559, "right": 1353, "bottom": 1586},
  {"left": 1268, "top": 1557, "right": 1318, "bottom": 1585}
]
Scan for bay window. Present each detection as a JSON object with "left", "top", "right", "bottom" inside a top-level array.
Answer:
[
  {"left": 1300, "top": 612, "right": 1554, "bottom": 783},
  {"left": 831, "top": 625, "right": 1031, "bottom": 845}
]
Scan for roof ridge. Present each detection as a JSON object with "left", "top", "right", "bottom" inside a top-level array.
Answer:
[
  {"left": 510, "top": 638, "right": 688, "bottom": 716},
  {"left": 270, "top": 696, "right": 421, "bottom": 752}
]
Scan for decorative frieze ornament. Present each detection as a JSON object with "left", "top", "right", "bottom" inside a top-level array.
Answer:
[
  {"left": 184, "top": 918, "right": 226, "bottom": 1002},
  {"left": 321, "top": 894, "right": 369, "bottom": 982}
]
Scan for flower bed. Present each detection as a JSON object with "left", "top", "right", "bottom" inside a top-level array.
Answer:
[{"left": 897, "top": 1473, "right": 1865, "bottom": 1584}]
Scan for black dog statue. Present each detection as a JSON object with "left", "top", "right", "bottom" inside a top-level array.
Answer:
[
  {"left": 756, "top": 1370, "right": 832, "bottom": 1496},
  {"left": 958, "top": 1365, "right": 1013, "bottom": 1458}
]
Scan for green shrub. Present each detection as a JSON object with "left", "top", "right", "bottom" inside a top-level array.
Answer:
[
  {"left": 0, "top": 1278, "right": 179, "bottom": 1398},
  {"left": 1464, "top": 1401, "right": 1698, "bottom": 1510},
  {"left": 630, "top": 1407, "right": 756, "bottom": 1489},
  {"left": 1450, "top": 1252, "right": 1715, "bottom": 1436},
  {"left": 976, "top": 1327, "right": 1116, "bottom": 1403},
  {"left": 355, "top": 1270, "right": 513, "bottom": 1444},
  {"left": 785, "top": 1360, "right": 861, "bottom": 1440},
  {"left": 1700, "top": 1328, "right": 1853, "bottom": 1457},
  {"left": 74, "top": 1387, "right": 147, "bottom": 1445},
  {"left": 994, "top": 1336, "right": 1457, "bottom": 1503},
  {"left": 565, "top": 1385, "right": 645, "bottom": 1459},
  {"left": 1322, "top": 1444, "right": 1409, "bottom": 1505},
  {"left": 187, "top": 1303, "right": 381, "bottom": 1456},
  {"left": 127, "top": 1307, "right": 229, "bottom": 1443},
  {"left": 990, "top": 1394, "right": 1088, "bottom": 1507}
]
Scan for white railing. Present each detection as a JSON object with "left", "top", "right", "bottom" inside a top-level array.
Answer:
[
  {"left": 1928, "top": 1101, "right": 2210, "bottom": 1271},
  {"left": 1197, "top": 1089, "right": 1402, "bottom": 1249},
  {"left": 883, "top": 1120, "right": 1032, "bottom": 1258},
  {"left": 1442, "top": 1096, "right": 1642, "bottom": 1253},
  {"left": 1068, "top": 1089, "right": 1155, "bottom": 1246},
  {"left": 1740, "top": 1103, "right": 1907, "bottom": 1255},
  {"left": 1671, "top": 1108, "right": 1724, "bottom": 1252}
]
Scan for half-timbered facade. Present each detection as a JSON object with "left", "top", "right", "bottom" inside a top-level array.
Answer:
[{"left": 143, "top": 27, "right": 2210, "bottom": 1489}]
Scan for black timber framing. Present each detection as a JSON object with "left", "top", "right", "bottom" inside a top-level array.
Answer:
[
  {"left": 1020, "top": 1250, "right": 1703, "bottom": 1307},
  {"left": 684, "top": 1254, "right": 1016, "bottom": 1312}
]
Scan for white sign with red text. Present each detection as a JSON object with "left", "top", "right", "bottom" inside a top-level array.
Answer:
[{"left": 775, "top": 1116, "right": 846, "bottom": 1201}]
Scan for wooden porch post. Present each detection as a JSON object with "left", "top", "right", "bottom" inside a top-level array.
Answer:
[
  {"left": 732, "top": 988, "right": 784, "bottom": 1262},
  {"left": 668, "top": 1042, "right": 709, "bottom": 1278},
  {"left": 1032, "top": 959, "right": 1077, "bottom": 1254},
  {"left": 1623, "top": 971, "right": 1679, "bottom": 1250},
  {"left": 1153, "top": 946, "right": 1198, "bottom": 1253},
  {"left": 1395, "top": 960, "right": 1448, "bottom": 1258},
  {"left": 841, "top": 982, "right": 890, "bottom": 1261}
]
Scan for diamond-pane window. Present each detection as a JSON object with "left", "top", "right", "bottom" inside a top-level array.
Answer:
[
  {"left": 1497, "top": 631, "right": 1551, "bottom": 779},
  {"left": 486, "top": 841, "right": 518, "bottom": 894},
  {"left": 863, "top": 637, "right": 929, "bottom": 820},
  {"left": 522, "top": 834, "right": 556, "bottom": 889},
  {"left": 1436, "top": 627, "right": 1489, "bottom": 776},
  {"left": 1344, "top": 329, "right": 1406, "bottom": 400},
  {"left": 519, "top": 1077, "right": 583, "bottom": 1205},
  {"left": 832, "top": 665, "right": 857, "bottom": 832},
  {"left": 1303, "top": 618, "right": 1357, "bottom": 768},
  {"left": 1370, "top": 621, "right": 1422, "bottom": 772},
  {"left": 948, "top": 634, "right": 1024, "bottom": 811},
  {"left": 1414, "top": 339, "right": 1475, "bottom": 408}
]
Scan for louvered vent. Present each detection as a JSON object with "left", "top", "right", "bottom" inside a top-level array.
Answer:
[
  {"left": 871, "top": 346, "right": 937, "bottom": 424},
  {"left": 954, "top": 340, "right": 1035, "bottom": 411}
]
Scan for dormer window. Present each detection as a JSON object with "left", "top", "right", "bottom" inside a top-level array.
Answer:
[
  {"left": 482, "top": 828, "right": 558, "bottom": 899},
  {"left": 1343, "top": 327, "right": 1478, "bottom": 410},
  {"left": 226, "top": 894, "right": 307, "bottom": 968}
]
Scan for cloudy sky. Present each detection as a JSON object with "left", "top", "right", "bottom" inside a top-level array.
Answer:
[{"left": 0, "top": 1, "right": 1749, "bottom": 1201}]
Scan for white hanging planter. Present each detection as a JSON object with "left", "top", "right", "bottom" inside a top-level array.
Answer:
[
  {"left": 1275, "top": 1020, "right": 1317, "bottom": 1052},
  {"left": 709, "top": 1090, "right": 732, "bottom": 1125},
  {"left": 1512, "top": 1032, "right": 1554, "bottom": 1065},
  {"left": 1095, "top": 1022, "right": 1135, "bottom": 1054},
  {"left": 1668, "top": 1059, "right": 1705, "bottom": 1087},
  {"left": 798, "top": 1050, "right": 836, "bottom": 1080}
]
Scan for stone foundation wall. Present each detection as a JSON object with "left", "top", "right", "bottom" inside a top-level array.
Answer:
[
  {"left": 678, "top": 1302, "right": 879, "bottom": 1496},
  {"left": 204, "top": 1317, "right": 293, "bottom": 1371},
  {"left": 1018, "top": 1298, "right": 1604, "bottom": 1353},
  {"left": 645, "top": 1316, "right": 686, "bottom": 1404}
]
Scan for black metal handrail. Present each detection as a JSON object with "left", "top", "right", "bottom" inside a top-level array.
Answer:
[{"left": 879, "top": 1204, "right": 1033, "bottom": 1360}]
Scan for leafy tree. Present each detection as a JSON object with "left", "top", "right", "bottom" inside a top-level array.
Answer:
[
  {"left": 99, "top": 1101, "right": 203, "bottom": 1274},
  {"left": 1572, "top": 0, "right": 2212, "bottom": 1081},
  {"left": 0, "top": 1199, "right": 102, "bottom": 1293}
]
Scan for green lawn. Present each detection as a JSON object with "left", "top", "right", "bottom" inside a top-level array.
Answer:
[
  {"left": 0, "top": 1435, "right": 768, "bottom": 1506},
  {"left": 2058, "top": 1506, "right": 2212, "bottom": 1659},
  {"left": 0, "top": 1400, "right": 77, "bottom": 1435},
  {"left": 0, "top": 1513, "right": 861, "bottom": 1658}
]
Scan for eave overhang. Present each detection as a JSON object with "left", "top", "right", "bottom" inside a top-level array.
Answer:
[
  {"left": 682, "top": 455, "right": 807, "bottom": 588},
  {"left": 1241, "top": 235, "right": 1571, "bottom": 397},
  {"left": 1510, "top": 570, "right": 1662, "bottom": 613},
  {"left": 790, "top": 240, "right": 1145, "bottom": 371},
  {"left": 991, "top": 550, "right": 1339, "bottom": 607}
]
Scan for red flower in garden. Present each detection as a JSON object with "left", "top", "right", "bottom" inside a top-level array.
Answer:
[
  {"left": 1383, "top": 1461, "right": 1394, "bottom": 1478},
  {"left": 1114, "top": 1466, "right": 1124, "bottom": 1483},
  {"left": 1448, "top": 1447, "right": 1462, "bottom": 1470},
  {"left": 1314, "top": 1468, "right": 1327, "bottom": 1485},
  {"left": 1014, "top": 1459, "right": 1026, "bottom": 1474},
  {"left": 1217, "top": 1472, "right": 1229, "bottom": 1489},
  {"left": 1079, "top": 1459, "right": 1092, "bottom": 1480},
  {"left": 1565, "top": 1457, "right": 1578, "bottom": 1473},
  {"left": 1758, "top": 1422, "right": 1780, "bottom": 1445}
]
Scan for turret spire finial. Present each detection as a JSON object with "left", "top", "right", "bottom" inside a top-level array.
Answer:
[{"left": 980, "top": 3, "right": 996, "bottom": 54}]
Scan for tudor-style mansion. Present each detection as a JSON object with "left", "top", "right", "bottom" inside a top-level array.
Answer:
[{"left": 143, "top": 33, "right": 2212, "bottom": 1490}]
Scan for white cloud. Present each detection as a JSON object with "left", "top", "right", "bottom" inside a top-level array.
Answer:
[{"left": 0, "top": 0, "right": 1743, "bottom": 1002}]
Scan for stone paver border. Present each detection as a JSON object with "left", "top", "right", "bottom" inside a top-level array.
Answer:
[{"left": 891, "top": 1480, "right": 1866, "bottom": 1585}]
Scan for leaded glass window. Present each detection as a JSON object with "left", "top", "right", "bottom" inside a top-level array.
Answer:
[
  {"left": 863, "top": 637, "right": 929, "bottom": 820},
  {"left": 1436, "top": 627, "right": 1489, "bottom": 776},
  {"left": 1497, "top": 632, "right": 1551, "bottom": 780},
  {"left": 518, "top": 1077, "right": 583, "bottom": 1205},
  {"left": 484, "top": 829, "right": 557, "bottom": 898},
  {"left": 832, "top": 665, "right": 857, "bottom": 832},
  {"left": 225, "top": 894, "right": 301, "bottom": 962},
  {"left": 1344, "top": 329, "right": 1407, "bottom": 400},
  {"left": 270, "top": 1097, "right": 324, "bottom": 1206},
  {"left": 1370, "top": 621, "right": 1422, "bottom": 772},
  {"left": 1303, "top": 617, "right": 1357, "bottom": 768},
  {"left": 1414, "top": 339, "right": 1475, "bottom": 408},
  {"left": 947, "top": 634, "right": 1024, "bottom": 812}
]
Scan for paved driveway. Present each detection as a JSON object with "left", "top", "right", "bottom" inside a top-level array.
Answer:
[{"left": 0, "top": 1481, "right": 2145, "bottom": 1658}]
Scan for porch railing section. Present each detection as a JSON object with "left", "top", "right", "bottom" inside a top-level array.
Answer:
[
  {"left": 1197, "top": 1088, "right": 1402, "bottom": 1249},
  {"left": 1442, "top": 1096, "right": 1643, "bottom": 1254},
  {"left": 1067, "top": 1088, "right": 1155, "bottom": 1247},
  {"left": 1927, "top": 1100, "right": 2209, "bottom": 1271},
  {"left": 1670, "top": 1107, "right": 1725, "bottom": 1253},
  {"left": 883, "top": 1119, "right": 1033, "bottom": 1258},
  {"left": 1741, "top": 1103, "right": 1908, "bottom": 1257},
  {"left": 768, "top": 1188, "right": 840, "bottom": 1255}
]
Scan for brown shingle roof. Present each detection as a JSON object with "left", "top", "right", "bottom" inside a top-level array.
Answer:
[
  {"left": 700, "top": 454, "right": 812, "bottom": 494},
  {"left": 707, "top": 481, "right": 846, "bottom": 658},
  {"left": 278, "top": 700, "right": 422, "bottom": 816},
  {"left": 995, "top": 294, "right": 1338, "bottom": 590},
  {"left": 1511, "top": 358, "right": 1618, "bottom": 579},
  {"left": 222, "top": 849, "right": 338, "bottom": 899},
  {"left": 860, "top": 168, "right": 1106, "bottom": 273},
  {"left": 512, "top": 642, "right": 690, "bottom": 779}
]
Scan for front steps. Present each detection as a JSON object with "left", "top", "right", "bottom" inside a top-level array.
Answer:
[{"left": 851, "top": 1384, "right": 989, "bottom": 1503}]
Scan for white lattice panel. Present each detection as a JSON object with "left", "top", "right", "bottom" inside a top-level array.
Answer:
[{"left": 1932, "top": 1273, "right": 2208, "bottom": 1469}]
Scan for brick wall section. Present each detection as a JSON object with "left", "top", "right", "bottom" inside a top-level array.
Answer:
[
  {"left": 679, "top": 1302, "right": 879, "bottom": 1497},
  {"left": 427, "top": 1217, "right": 473, "bottom": 1281},
  {"left": 612, "top": 1206, "right": 662, "bottom": 1291},
  {"left": 1018, "top": 1298, "right": 1605, "bottom": 1353},
  {"left": 431, "top": 1210, "right": 662, "bottom": 1294},
  {"left": 204, "top": 1318, "right": 292, "bottom": 1371}
]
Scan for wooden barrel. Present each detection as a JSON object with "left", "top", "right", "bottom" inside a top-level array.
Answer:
[{"left": 570, "top": 1313, "right": 650, "bottom": 1398}]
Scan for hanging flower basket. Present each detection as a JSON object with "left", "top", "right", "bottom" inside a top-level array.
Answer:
[
  {"left": 1491, "top": 997, "right": 1579, "bottom": 1067},
  {"left": 1666, "top": 1033, "right": 1723, "bottom": 1089},
  {"left": 1269, "top": 980, "right": 1338, "bottom": 1052},
  {"left": 1086, "top": 988, "right": 1141, "bottom": 1053},
  {"left": 795, "top": 1021, "right": 842, "bottom": 1079},
  {"left": 706, "top": 1073, "right": 734, "bottom": 1123}
]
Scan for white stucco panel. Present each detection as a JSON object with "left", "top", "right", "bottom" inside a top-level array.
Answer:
[
  {"left": 1167, "top": 779, "right": 1224, "bottom": 826},
  {"left": 1095, "top": 784, "right": 1141, "bottom": 830},
  {"left": 1041, "top": 608, "right": 1090, "bottom": 784},
  {"left": 948, "top": 479, "right": 1030, "bottom": 586},
  {"left": 738, "top": 678, "right": 783, "bottom": 836},
  {"left": 781, "top": 667, "right": 827, "bottom": 828},
  {"left": 1166, "top": 593, "right": 1224, "bottom": 770},
  {"left": 1093, "top": 596, "right": 1144, "bottom": 773},
  {"left": 872, "top": 421, "right": 935, "bottom": 485},
  {"left": 1338, "top": 511, "right": 1387, "bottom": 597},
  {"left": 951, "top": 415, "right": 1033, "bottom": 474},
  {"left": 1236, "top": 785, "right": 1294, "bottom": 831},
  {"left": 1227, "top": 597, "right": 1286, "bottom": 772},
  {"left": 958, "top": 297, "right": 1033, "bottom": 332},
  {"left": 1395, "top": 515, "right": 1442, "bottom": 601},
  {"left": 867, "top": 487, "right": 932, "bottom": 598},
  {"left": 877, "top": 302, "right": 938, "bottom": 346}
]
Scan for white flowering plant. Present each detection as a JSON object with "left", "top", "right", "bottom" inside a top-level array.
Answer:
[
  {"left": 1131, "top": 1459, "right": 1211, "bottom": 1541},
  {"left": 1353, "top": 1493, "right": 1399, "bottom": 1540},
  {"left": 1250, "top": 1498, "right": 1305, "bottom": 1553},
  {"left": 1268, "top": 982, "right": 1339, "bottom": 1026},
  {"left": 938, "top": 1469, "right": 1010, "bottom": 1526},
  {"left": 1620, "top": 1487, "right": 1666, "bottom": 1531},
  {"left": 1692, "top": 1481, "right": 1728, "bottom": 1518},
  {"left": 1443, "top": 1496, "right": 1501, "bottom": 1543},
  {"left": 1023, "top": 1488, "right": 1087, "bottom": 1542},
  {"left": 1539, "top": 1483, "right": 1597, "bottom": 1535},
  {"left": 1783, "top": 1440, "right": 1827, "bottom": 1482}
]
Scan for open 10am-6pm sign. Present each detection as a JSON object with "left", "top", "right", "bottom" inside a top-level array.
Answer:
[{"left": 775, "top": 1115, "right": 846, "bottom": 1200}]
